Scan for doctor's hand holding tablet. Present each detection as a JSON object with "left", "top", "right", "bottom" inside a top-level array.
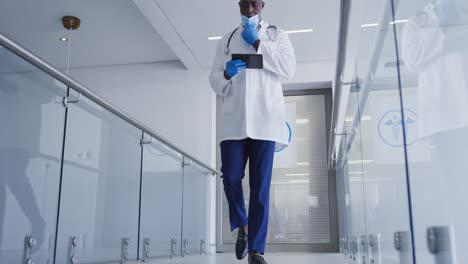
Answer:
[{"left": 224, "top": 18, "right": 264, "bottom": 80}]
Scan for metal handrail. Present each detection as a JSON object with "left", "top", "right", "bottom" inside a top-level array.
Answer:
[
  {"left": 0, "top": 32, "right": 217, "bottom": 174},
  {"left": 345, "top": 0, "right": 397, "bottom": 151},
  {"left": 328, "top": 0, "right": 351, "bottom": 168},
  {"left": 329, "top": 0, "right": 401, "bottom": 164}
]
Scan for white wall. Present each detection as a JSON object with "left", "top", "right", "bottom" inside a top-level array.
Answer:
[
  {"left": 285, "top": 61, "right": 336, "bottom": 85},
  {"left": 69, "top": 61, "right": 216, "bottom": 167}
]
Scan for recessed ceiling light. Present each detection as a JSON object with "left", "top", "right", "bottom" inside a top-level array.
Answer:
[
  {"left": 208, "top": 36, "right": 223, "bottom": 40},
  {"left": 345, "top": 115, "right": 372, "bottom": 122},
  {"left": 296, "top": 119, "right": 309, "bottom": 125},
  {"left": 362, "top": 19, "right": 408, "bottom": 28},
  {"left": 348, "top": 160, "right": 374, "bottom": 165},
  {"left": 390, "top": 19, "right": 409, "bottom": 25},
  {"left": 59, "top": 37, "right": 69, "bottom": 42},
  {"left": 361, "top": 23, "right": 379, "bottom": 28},
  {"left": 285, "top": 29, "right": 314, "bottom": 34},
  {"left": 348, "top": 172, "right": 365, "bottom": 175},
  {"left": 285, "top": 173, "right": 310, "bottom": 177},
  {"left": 288, "top": 180, "right": 310, "bottom": 184}
]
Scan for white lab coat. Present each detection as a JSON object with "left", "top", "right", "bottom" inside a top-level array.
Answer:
[
  {"left": 401, "top": 3, "right": 468, "bottom": 138},
  {"left": 209, "top": 20, "right": 296, "bottom": 149}
]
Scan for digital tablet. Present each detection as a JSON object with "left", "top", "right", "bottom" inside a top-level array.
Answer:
[{"left": 231, "top": 53, "right": 263, "bottom": 69}]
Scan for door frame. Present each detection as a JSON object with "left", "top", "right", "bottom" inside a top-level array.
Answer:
[{"left": 215, "top": 87, "right": 339, "bottom": 253}]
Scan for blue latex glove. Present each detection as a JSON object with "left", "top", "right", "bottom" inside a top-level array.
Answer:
[
  {"left": 225, "top": 59, "right": 247, "bottom": 78},
  {"left": 241, "top": 24, "right": 259, "bottom": 46}
]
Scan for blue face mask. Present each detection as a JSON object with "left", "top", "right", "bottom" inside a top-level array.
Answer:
[{"left": 241, "top": 14, "right": 260, "bottom": 27}]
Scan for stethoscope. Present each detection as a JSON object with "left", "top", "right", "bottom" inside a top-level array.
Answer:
[{"left": 224, "top": 24, "right": 278, "bottom": 55}]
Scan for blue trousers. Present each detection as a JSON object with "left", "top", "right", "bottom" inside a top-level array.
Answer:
[{"left": 220, "top": 138, "right": 275, "bottom": 254}]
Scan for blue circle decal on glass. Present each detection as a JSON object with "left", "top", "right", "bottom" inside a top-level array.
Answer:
[
  {"left": 275, "top": 122, "right": 292, "bottom": 153},
  {"left": 378, "top": 108, "right": 418, "bottom": 147}
]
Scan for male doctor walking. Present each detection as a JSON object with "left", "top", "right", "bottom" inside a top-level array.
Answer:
[{"left": 209, "top": 1, "right": 296, "bottom": 263}]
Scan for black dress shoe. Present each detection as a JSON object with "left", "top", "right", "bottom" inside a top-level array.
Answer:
[
  {"left": 248, "top": 254, "right": 268, "bottom": 264},
  {"left": 235, "top": 228, "right": 248, "bottom": 260}
]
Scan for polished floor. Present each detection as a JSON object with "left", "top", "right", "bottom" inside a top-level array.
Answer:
[{"left": 129, "top": 253, "right": 349, "bottom": 264}]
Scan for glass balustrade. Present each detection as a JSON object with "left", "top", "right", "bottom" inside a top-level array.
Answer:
[{"left": 0, "top": 33, "right": 215, "bottom": 264}]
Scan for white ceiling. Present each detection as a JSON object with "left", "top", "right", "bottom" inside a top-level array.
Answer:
[
  {"left": 152, "top": 0, "right": 340, "bottom": 69},
  {"left": 0, "top": 0, "right": 340, "bottom": 72},
  {"left": 0, "top": 0, "right": 178, "bottom": 70}
]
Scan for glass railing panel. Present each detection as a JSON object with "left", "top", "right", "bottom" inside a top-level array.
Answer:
[
  {"left": 344, "top": 87, "right": 368, "bottom": 262},
  {"left": 55, "top": 89, "right": 141, "bottom": 263},
  {"left": 1, "top": 32, "right": 217, "bottom": 264},
  {"left": 0, "top": 45, "right": 67, "bottom": 263},
  {"left": 342, "top": 81, "right": 360, "bottom": 260},
  {"left": 336, "top": 136, "right": 349, "bottom": 255},
  {"left": 358, "top": 81, "right": 413, "bottom": 263},
  {"left": 395, "top": 0, "right": 468, "bottom": 262},
  {"left": 351, "top": 0, "right": 415, "bottom": 262},
  {"left": 181, "top": 160, "right": 209, "bottom": 256},
  {"left": 140, "top": 139, "right": 183, "bottom": 260}
]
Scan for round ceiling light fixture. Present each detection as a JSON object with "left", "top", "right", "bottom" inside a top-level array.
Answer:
[
  {"left": 62, "top": 15, "right": 81, "bottom": 30},
  {"left": 60, "top": 16, "right": 80, "bottom": 42}
]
